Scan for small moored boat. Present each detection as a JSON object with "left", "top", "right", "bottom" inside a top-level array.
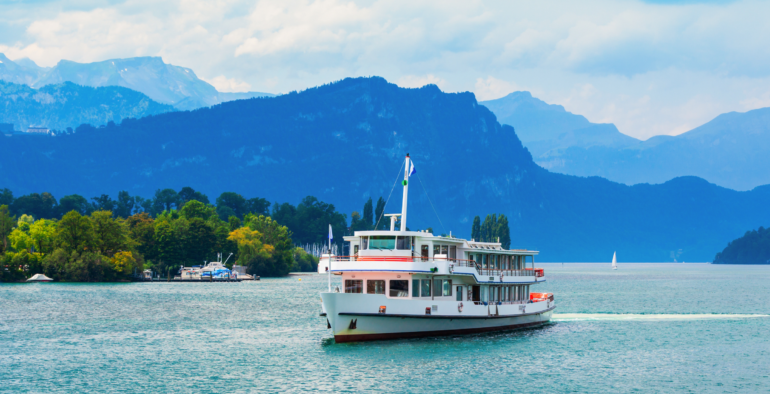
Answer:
[{"left": 27, "top": 274, "right": 53, "bottom": 282}]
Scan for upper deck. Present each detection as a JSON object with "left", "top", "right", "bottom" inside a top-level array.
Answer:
[{"left": 333, "top": 230, "right": 543, "bottom": 284}]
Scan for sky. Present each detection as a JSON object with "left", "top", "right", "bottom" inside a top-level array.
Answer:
[{"left": 1, "top": 0, "right": 768, "bottom": 140}]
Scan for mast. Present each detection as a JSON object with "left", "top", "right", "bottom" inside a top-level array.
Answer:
[{"left": 400, "top": 153, "right": 410, "bottom": 231}]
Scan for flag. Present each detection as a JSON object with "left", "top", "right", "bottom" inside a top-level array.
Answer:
[
  {"left": 409, "top": 161, "right": 416, "bottom": 177},
  {"left": 328, "top": 224, "right": 333, "bottom": 242}
]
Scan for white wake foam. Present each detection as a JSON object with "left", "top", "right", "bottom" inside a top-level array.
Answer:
[{"left": 553, "top": 313, "right": 768, "bottom": 322}]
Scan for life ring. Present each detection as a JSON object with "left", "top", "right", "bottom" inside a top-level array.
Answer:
[{"left": 458, "top": 302, "right": 463, "bottom": 312}]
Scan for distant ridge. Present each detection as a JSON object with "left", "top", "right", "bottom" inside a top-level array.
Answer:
[
  {"left": 1, "top": 76, "right": 768, "bottom": 262},
  {"left": 0, "top": 54, "right": 274, "bottom": 110},
  {"left": 0, "top": 80, "right": 174, "bottom": 132},
  {"left": 482, "top": 92, "right": 770, "bottom": 191}
]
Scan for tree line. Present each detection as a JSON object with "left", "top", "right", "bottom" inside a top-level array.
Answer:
[
  {"left": 0, "top": 187, "right": 369, "bottom": 281},
  {"left": 471, "top": 214, "right": 511, "bottom": 249}
]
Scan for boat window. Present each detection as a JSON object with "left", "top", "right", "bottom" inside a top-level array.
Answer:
[
  {"left": 412, "top": 279, "right": 420, "bottom": 297},
  {"left": 367, "top": 280, "right": 385, "bottom": 294},
  {"left": 456, "top": 286, "right": 462, "bottom": 301},
  {"left": 396, "top": 236, "right": 411, "bottom": 250},
  {"left": 370, "top": 236, "right": 395, "bottom": 250},
  {"left": 420, "top": 279, "right": 431, "bottom": 297},
  {"left": 345, "top": 280, "right": 363, "bottom": 294},
  {"left": 421, "top": 245, "right": 429, "bottom": 260},
  {"left": 443, "top": 280, "right": 452, "bottom": 296},
  {"left": 441, "top": 245, "right": 448, "bottom": 256},
  {"left": 353, "top": 245, "right": 359, "bottom": 256},
  {"left": 361, "top": 237, "right": 368, "bottom": 250},
  {"left": 389, "top": 280, "right": 409, "bottom": 297},
  {"left": 450, "top": 246, "right": 457, "bottom": 260},
  {"left": 433, "top": 245, "right": 440, "bottom": 256}
]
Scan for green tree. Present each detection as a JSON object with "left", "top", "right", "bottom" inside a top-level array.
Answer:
[
  {"left": 186, "top": 218, "right": 216, "bottom": 264},
  {"left": 29, "top": 219, "right": 57, "bottom": 255},
  {"left": 90, "top": 210, "right": 131, "bottom": 257},
  {"left": 91, "top": 194, "right": 116, "bottom": 213},
  {"left": 154, "top": 219, "right": 182, "bottom": 273},
  {"left": 56, "top": 211, "right": 94, "bottom": 253},
  {"left": 57, "top": 195, "right": 90, "bottom": 217},
  {"left": 0, "top": 204, "right": 15, "bottom": 253},
  {"left": 114, "top": 191, "right": 136, "bottom": 218},
  {"left": 363, "top": 198, "right": 373, "bottom": 228},
  {"left": 127, "top": 213, "right": 156, "bottom": 262},
  {"left": 374, "top": 197, "right": 386, "bottom": 229},
  {"left": 12, "top": 192, "right": 57, "bottom": 219},
  {"left": 228, "top": 216, "right": 242, "bottom": 231},
  {"left": 243, "top": 215, "right": 294, "bottom": 277},
  {"left": 178, "top": 187, "right": 210, "bottom": 205},
  {"left": 497, "top": 214, "right": 511, "bottom": 249},
  {"left": 216, "top": 192, "right": 247, "bottom": 219},
  {"left": 471, "top": 216, "right": 481, "bottom": 241},
  {"left": 247, "top": 197, "right": 271, "bottom": 216},
  {"left": 0, "top": 188, "right": 13, "bottom": 206},
  {"left": 153, "top": 189, "right": 180, "bottom": 213}
]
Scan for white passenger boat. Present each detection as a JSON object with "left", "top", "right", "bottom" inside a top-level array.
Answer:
[{"left": 320, "top": 154, "right": 554, "bottom": 343}]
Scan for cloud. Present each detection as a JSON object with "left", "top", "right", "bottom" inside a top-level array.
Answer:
[
  {"left": 2, "top": 0, "right": 770, "bottom": 139},
  {"left": 396, "top": 74, "right": 446, "bottom": 89},
  {"left": 474, "top": 77, "right": 521, "bottom": 101},
  {"left": 201, "top": 75, "right": 252, "bottom": 92}
]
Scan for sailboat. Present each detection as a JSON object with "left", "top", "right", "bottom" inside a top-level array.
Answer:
[{"left": 611, "top": 252, "right": 617, "bottom": 270}]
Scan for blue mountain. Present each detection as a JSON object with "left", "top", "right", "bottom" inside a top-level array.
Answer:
[
  {"left": 482, "top": 92, "right": 770, "bottom": 191},
  {"left": 0, "top": 54, "right": 274, "bottom": 110},
  {"left": 0, "top": 80, "right": 174, "bottom": 131},
  {"left": 1, "top": 77, "right": 768, "bottom": 262}
]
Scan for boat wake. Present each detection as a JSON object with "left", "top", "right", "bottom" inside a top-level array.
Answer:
[{"left": 553, "top": 313, "right": 768, "bottom": 322}]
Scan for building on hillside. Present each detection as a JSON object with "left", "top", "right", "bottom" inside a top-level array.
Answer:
[
  {"left": 0, "top": 123, "right": 14, "bottom": 136},
  {"left": 26, "top": 126, "right": 51, "bottom": 135}
]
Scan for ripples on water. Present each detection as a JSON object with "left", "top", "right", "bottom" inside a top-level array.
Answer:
[{"left": 1, "top": 263, "right": 769, "bottom": 393}]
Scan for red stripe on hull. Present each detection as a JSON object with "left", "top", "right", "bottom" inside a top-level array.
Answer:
[{"left": 333, "top": 320, "right": 549, "bottom": 343}]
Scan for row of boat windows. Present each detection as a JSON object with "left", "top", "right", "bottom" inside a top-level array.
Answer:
[
  {"left": 469, "top": 253, "right": 528, "bottom": 269},
  {"left": 345, "top": 279, "right": 409, "bottom": 297},
  {"left": 361, "top": 236, "right": 412, "bottom": 250},
  {"left": 343, "top": 279, "right": 529, "bottom": 303}
]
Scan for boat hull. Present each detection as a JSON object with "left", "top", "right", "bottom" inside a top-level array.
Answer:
[{"left": 322, "top": 293, "right": 554, "bottom": 343}]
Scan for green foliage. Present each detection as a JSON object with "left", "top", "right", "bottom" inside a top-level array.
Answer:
[
  {"left": 472, "top": 213, "right": 511, "bottom": 248},
  {"left": 471, "top": 216, "right": 481, "bottom": 241},
  {"left": 714, "top": 226, "right": 770, "bottom": 264},
  {"left": 240, "top": 215, "right": 294, "bottom": 277},
  {"left": 56, "top": 211, "right": 94, "bottom": 253},
  {"left": 363, "top": 198, "right": 373, "bottom": 228},
  {"left": 0, "top": 186, "right": 348, "bottom": 280},
  {"left": 271, "top": 196, "right": 347, "bottom": 248},
  {"left": 374, "top": 197, "right": 386, "bottom": 229},
  {"left": 0, "top": 204, "right": 15, "bottom": 253},
  {"left": 292, "top": 247, "right": 319, "bottom": 272}
]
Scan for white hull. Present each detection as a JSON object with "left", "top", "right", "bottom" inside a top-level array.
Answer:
[{"left": 322, "top": 293, "right": 554, "bottom": 342}]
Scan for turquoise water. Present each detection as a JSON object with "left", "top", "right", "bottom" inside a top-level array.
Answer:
[{"left": 2, "top": 263, "right": 769, "bottom": 393}]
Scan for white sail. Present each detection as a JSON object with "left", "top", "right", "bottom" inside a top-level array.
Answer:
[{"left": 611, "top": 252, "right": 617, "bottom": 270}]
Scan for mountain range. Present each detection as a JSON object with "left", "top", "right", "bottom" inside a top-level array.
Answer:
[
  {"left": 0, "top": 54, "right": 274, "bottom": 111},
  {"left": 1, "top": 77, "right": 768, "bottom": 262},
  {"left": 0, "top": 80, "right": 174, "bottom": 132},
  {"left": 482, "top": 93, "right": 770, "bottom": 191}
]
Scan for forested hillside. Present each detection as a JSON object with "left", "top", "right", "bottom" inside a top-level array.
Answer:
[
  {"left": 713, "top": 227, "right": 770, "bottom": 264},
  {"left": 1, "top": 77, "right": 769, "bottom": 262},
  {"left": 0, "top": 81, "right": 174, "bottom": 131}
]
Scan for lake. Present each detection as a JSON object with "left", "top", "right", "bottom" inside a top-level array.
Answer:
[{"left": 1, "top": 263, "right": 768, "bottom": 392}]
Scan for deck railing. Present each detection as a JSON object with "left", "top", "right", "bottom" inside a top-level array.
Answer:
[{"left": 325, "top": 255, "right": 544, "bottom": 278}]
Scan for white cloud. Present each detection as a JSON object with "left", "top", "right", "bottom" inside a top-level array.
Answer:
[
  {"left": 474, "top": 77, "right": 521, "bottom": 101},
  {"left": 397, "top": 74, "right": 446, "bottom": 89},
  {"left": 2, "top": 0, "right": 770, "bottom": 139},
  {"left": 201, "top": 75, "right": 252, "bottom": 92}
]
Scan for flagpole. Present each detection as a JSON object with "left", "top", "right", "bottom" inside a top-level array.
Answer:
[{"left": 328, "top": 224, "right": 332, "bottom": 292}]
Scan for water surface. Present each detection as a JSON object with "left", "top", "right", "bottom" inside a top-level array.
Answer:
[{"left": 2, "top": 263, "right": 769, "bottom": 392}]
